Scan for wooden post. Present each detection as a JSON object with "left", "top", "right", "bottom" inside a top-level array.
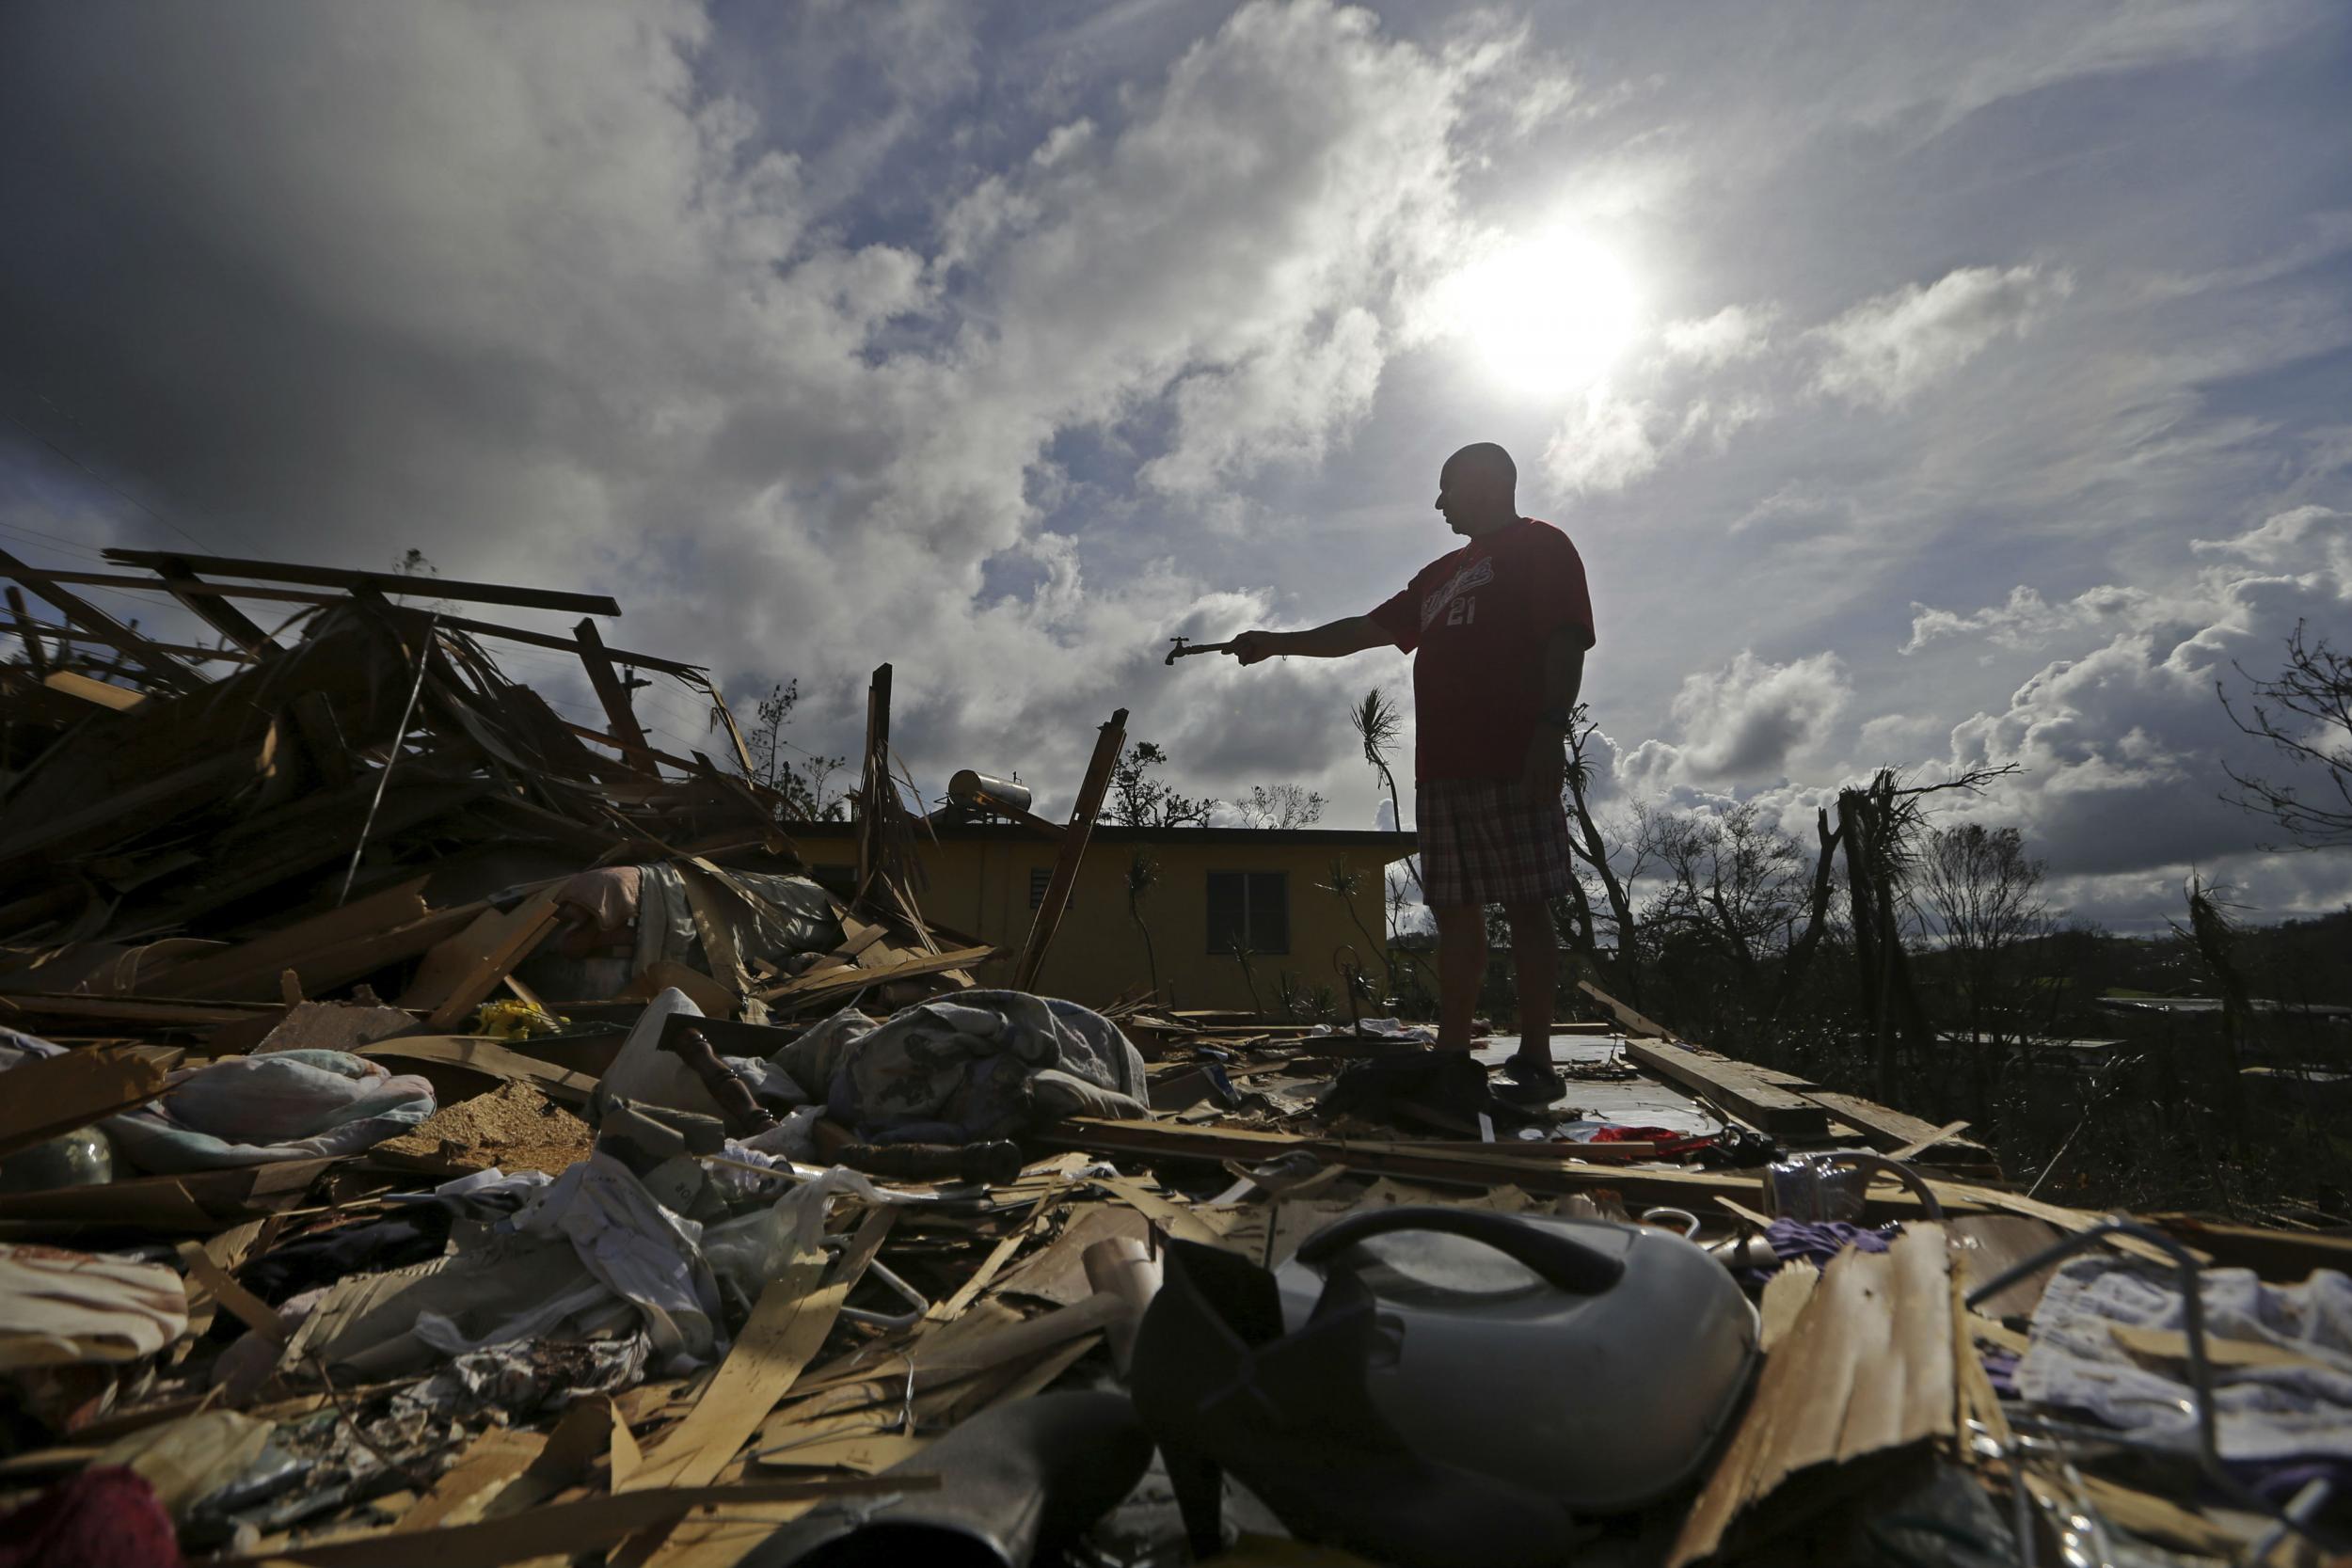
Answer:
[
  {"left": 1012, "top": 708, "right": 1128, "bottom": 992},
  {"left": 152, "top": 554, "right": 278, "bottom": 658},
  {"left": 855, "top": 664, "right": 893, "bottom": 902},
  {"left": 6, "top": 587, "right": 48, "bottom": 677},
  {"left": 574, "top": 618, "right": 659, "bottom": 775}
]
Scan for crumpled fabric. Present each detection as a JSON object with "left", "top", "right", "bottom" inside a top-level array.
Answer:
[
  {"left": 401, "top": 1331, "right": 652, "bottom": 1418},
  {"left": 102, "top": 1051, "right": 434, "bottom": 1173},
  {"left": 2017, "top": 1256, "right": 2352, "bottom": 1465},
  {"left": 777, "top": 991, "right": 1149, "bottom": 1144},
  {"left": 0, "top": 1466, "right": 181, "bottom": 1568},
  {"left": 510, "top": 1150, "right": 724, "bottom": 1368}
]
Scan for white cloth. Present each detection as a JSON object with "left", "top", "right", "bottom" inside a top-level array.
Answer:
[
  {"left": 510, "top": 1149, "right": 724, "bottom": 1368},
  {"left": 2018, "top": 1255, "right": 2352, "bottom": 1463}
]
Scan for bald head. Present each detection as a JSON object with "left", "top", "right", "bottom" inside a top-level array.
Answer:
[{"left": 1435, "top": 442, "right": 1519, "bottom": 536}]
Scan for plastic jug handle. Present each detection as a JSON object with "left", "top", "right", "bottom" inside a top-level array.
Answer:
[{"left": 1295, "top": 1205, "right": 1627, "bottom": 1295}]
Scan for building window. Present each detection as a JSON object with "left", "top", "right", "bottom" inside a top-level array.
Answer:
[
  {"left": 1028, "top": 867, "right": 1070, "bottom": 911},
  {"left": 1206, "top": 871, "right": 1288, "bottom": 955}
]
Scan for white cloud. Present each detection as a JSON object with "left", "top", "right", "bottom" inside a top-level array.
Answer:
[
  {"left": 1619, "top": 649, "right": 1852, "bottom": 789},
  {"left": 1928, "top": 506, "right": 2352, "bottom": 875},
  {"left": 1661, "top": 304, "right": 1773, "bottom": 368},
  {"left": 1813, "top": 264, "right": 2074, "bottom": 407},
  {"left": 1543, "top": 386, "right": 1665, "bottom": 494}
]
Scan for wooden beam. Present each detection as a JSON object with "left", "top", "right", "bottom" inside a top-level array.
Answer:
[
  {"left": 150, "top": 553, "right": 280, "bottom": 657},
  {"left": 854, "top": 663, "right": 892, "bottom": 902},
  {"left": 1012, "top": 707, "right": 1127, "bottom": 992},
  {"left": 1576, "top": 978, "right": 1677, "bottom": 1039},
  {"left": 15, "top": 617, "right": 255, "bottom": 661},
  {"left": 574, "top": 618, "right": 659, "bottom": 774},
  {"left": 102, "top": 548, "right": 623, "bottom": 616},
  {"left": 42, "top": 670, "right": 147, "bottom": 711},
  {"left": 0, "top": 546, "right": 206, "bottom": 690},
  {"left": 1615, "top": 1035, "right": 1831, "bottom": 1139},
  {"left": 6, "top": 587, "right": 49, "bottom": 676},
  {"left": 29, "top": 573, "right": 707, "bottom": 674}
]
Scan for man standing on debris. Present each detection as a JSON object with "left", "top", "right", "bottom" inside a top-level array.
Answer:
[{"left": 1225, "top": 442, "right": 1593, "bottom": 1103}]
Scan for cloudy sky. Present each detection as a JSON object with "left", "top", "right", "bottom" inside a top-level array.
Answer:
[{"left": 5, "top": 1, "right": 2348, "bottom": 930}]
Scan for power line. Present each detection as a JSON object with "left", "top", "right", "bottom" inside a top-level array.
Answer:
[{"left": 4, "top": 401, "right": 231, "bottom": 557}]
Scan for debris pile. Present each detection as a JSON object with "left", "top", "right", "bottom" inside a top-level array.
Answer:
[{"left": 2, "top": 551, "right": 2347, "bottom": 1568}]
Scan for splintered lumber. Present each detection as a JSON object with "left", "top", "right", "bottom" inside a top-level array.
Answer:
[
  {"left": 1668, "top": 1226, "right": 1958, "bottom": 1567},
  {"left": 358, "top": 1036, "right": 599, "bottom": 1106},
  {"left": 1615, "top": 1037, "right": 1829, "bottom": 1140},
  {"left": 575, "top": 617, "right": 659, "bottom": 775},
  {"left": 100, "top": 548, "right": 623, "bottom": 617},
  {"left": 0, "top": 1046, "right": 168, "bottom": 1159},
  {"left": 1012, "top": 706, "right": 1128, "bottom": 991},
  {"left": 151, "top": 552, "right": 280, "bottom": 658},
  {"left": 144, "top": 877, "right": 434, "bottom": 998},
  {"left": 1800, "top": 1090, "right": 1991, "bottom": 1165},
  {"left": 758, "top": 944, "right": 995, "bottom": 1007},
  {"left": 0, "top": 546, "right": 205, "bottom": 690},
  {"left": 403, "top": 888, "right": 564, "bottom": 1031},
  {"left": 42, "top": 670, "right": 148, "bottom": 710},
  {"left": 1576, "top": 978, "right": 1677, "bottom": 1040}
]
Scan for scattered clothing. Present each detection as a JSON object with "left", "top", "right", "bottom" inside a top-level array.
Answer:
[
  {"left": 2018, "top": 1257, "right": 2352, "bottom": 1466},
  {"left": 0, "top": 1467, "right": 181, "bottom": 1568},
  {"left": 0, "top": 1243, "right": 189, "bottom": 1370},
  {"left": 779, "top": 990, "right": 1150, "bottom": 1144},
  {"left": 105, "top": 1051, "right": 435, "bottom": 1173}
]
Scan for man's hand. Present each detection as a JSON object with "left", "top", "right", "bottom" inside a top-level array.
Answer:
[
  {"left": 1224, "top": 629, "right": 1284, "bottom": 665},
  {"left": 1520, "top": 725, "right": 1566, "bottom": 800}
]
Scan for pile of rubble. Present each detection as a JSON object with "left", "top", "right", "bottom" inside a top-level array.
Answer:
[{"left": 2, "top": 551, "right": 2346, "bottom": 1568}]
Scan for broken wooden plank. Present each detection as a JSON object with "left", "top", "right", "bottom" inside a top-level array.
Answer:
[
  {"left": 1012, "top": 706, "right": 1127, "bottom": 991},
  {"left": 357, "top": 1036, "right": 599, "bottom": 1106},
  {"left": 1615, "top": 1036, "right": 1829, "bottom": 1139},
  {"left": 1575, "top": 978, "right": 1677, "bottom": 1040},
  {"left": 150, "top": 553, "right": 280, "bottom": 658},
  {"left": 1668, "top": 1226, "right": 1957, "bottom": 1567},
  {"left": 575, "top": 617, "right": 660, "bottom": 775},
  {"left": 1800, "top": 1089, "right": 1991, "bottom": 1164},
  {"left": 411, "top": 888, "right": 564, "bottom": 1032},
  {"left": 0, "top": 1047, "right": 168, "bottom": 1160},
  {"left": 758, "top": 944, "right": 995, "bottom": 1006},
  {"left": 41, "top": 669, "right": 147, "bottom": 711},
  {"left": 101, "top": 547, "right": 623, "bottom": 617},
  {"left": 147, "top": 878, "right": 433, "bottom": 997},
  {"left": 0, "top": 546, "right": 205, "bottom": 690}
]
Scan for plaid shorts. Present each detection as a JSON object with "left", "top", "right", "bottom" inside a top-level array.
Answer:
[{"left": 1416, "top": 777, "right": 1574, "bottom": 908}]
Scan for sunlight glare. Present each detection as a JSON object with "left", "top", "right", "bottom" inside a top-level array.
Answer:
[{"left": 1440, "top": 231, "right": 1641, "bottom": 397}]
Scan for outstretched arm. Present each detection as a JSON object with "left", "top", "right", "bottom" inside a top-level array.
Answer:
[{"left": 1225, "top": 616, "right": 1394, "bottom": 665}]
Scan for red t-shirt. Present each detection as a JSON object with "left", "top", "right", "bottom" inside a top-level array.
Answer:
[{"left": 1366, "top": 518, "right": 1596, "bottom": 782}]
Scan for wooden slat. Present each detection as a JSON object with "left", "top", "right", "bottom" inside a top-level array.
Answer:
[
  {"left": 0, "top": 1046, "right": 168, "bottom": 1159},
  {"left": 147, "top": 878, "right": 432, "bottom": 997},
  {"left": 150, "top": 553, "right": 280, "bottom": 658},
  {"left": 0, "top": 546, "right": 205, "bottom": 689},
  {"left": 1616, "top": 1036, "right": 1830, "bottom": 1139},
  {"left": 1011, "top": 707, "right": 1127, "bottom": 991},
  {"left": 574, "top": 617, "right": 659, "bottom": 774},
  {"left": 1668, "top": 1226, "right": 1957, "bottom": 1567},
  {"left": 102, "top": 548, "right": 623, "bottom": 616}
]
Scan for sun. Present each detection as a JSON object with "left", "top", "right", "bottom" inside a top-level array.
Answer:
[{"left": 1438, "top": 230, "right": 1642, "bottom": 397}]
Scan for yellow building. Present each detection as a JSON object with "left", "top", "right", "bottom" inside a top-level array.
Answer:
[{"left": 783, "top": 821, "right": 1416, "bottom": 1014}]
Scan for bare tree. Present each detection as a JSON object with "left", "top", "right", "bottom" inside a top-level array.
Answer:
[
  {"left": 1238, "top": 783, "right": 1327, "bottom": 829},
  {"left": 739, "top": 678, "right": 848, "bottom": 819},
  {"left": 1561, "top": 704, "right": 1645, "bottom": 1003},
  {"left": 2219, "top": 622, "right": 2352, "bottom": 849},
  {"left": 1916, "top": 822, "right": 2052, "bottom": 1050},
  {"left": 1102, "top": 740, "right": 1216, "bottom": 827}
]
